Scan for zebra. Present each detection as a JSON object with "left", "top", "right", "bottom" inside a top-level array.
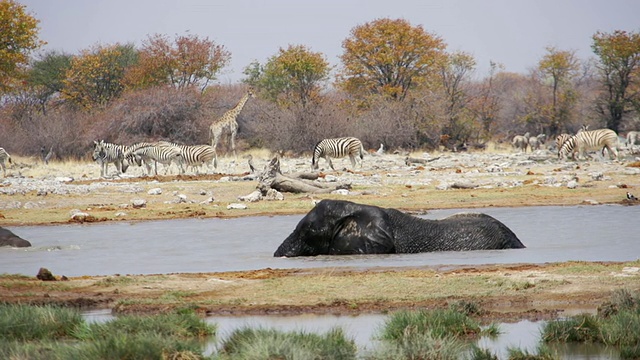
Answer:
[
  {"left": 129, "top": 144, "right": 185, "bottom": 176},
  {"left": 122, "top": 142, "right": 159, "bottom": 174},
  {"left": 528, "top": 134, "right": 546, "bottom": 151},
  {"left": 0, "top": 147, "right": 12, "bottom": 177},
  {"left": 311, "top": 137, "right": 365, "bottom": 170},
  {"left": 512, "top": 132, "right": 530, "bottom": 152},
  {"left": 555, "top": 133, "right": 572, "bottom": 153},
  {"left": 92, "top": 140, "right": 127, "bottom": 178},
  {"left": 558, "top": 128, "right": 619, "bottom": 160},
  {"left": 156, "top": 141, "right": 216, "bottom": 174},
  {"left": 626, "top": 131, "right": 640, "bottom": 148}
]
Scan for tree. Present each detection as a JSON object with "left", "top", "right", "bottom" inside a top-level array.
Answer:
[
  {"left": 247, "top": 44, "right": 330, "bottom": 108},
  {"left": 26, "top": 50, "right": 72, "bottom": 113},
  {"left": 125, "top": 33, "right": 230, "bottom": 91},
  {"left": 537, "top": 46, "right": 580, "bottom": 135},
  {"left": 592, "top": 30, "right": 640, "bottom": 132},
  {"left": 337, "top": 18, "right": 447, "bottom": 100},
  {"left": 470, "top": 61, "right": 504, "bottom": 139},
  {"left": 439, "top": 51, "right": 476, "bottom": 147},
  {"left": 0, "top": 0, "right": 45, "bottom": 92},
  {"left": 62, "top": 43, "right": 138, "bottom": 109}
]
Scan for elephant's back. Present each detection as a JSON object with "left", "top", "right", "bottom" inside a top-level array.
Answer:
[{"left": 442, "top": 213, "right": 525, "bottom": 249}]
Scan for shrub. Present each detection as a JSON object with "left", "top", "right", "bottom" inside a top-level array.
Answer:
[{"left": 217, "top": 326, "right": 357, "bottom": 360}]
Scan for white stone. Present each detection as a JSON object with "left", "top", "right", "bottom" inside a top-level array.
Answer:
[
  {"left": 147, "top": 188, "right": 162, "bottom": 195},
  {"left": 227, "top": 203, "right": 247, "bottom": 210},
  {"left": 131, "top": 199, "right": 147, "bottom": 208}
]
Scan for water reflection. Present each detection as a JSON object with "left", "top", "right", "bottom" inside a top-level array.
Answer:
[
  {"left": 82, "top": 311, "right": 619, "bottom": 359},
  {"left": 2, "top": 205, "right": 639, "bottom": 277}
]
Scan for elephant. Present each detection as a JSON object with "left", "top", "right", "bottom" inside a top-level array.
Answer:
[
  {"left": 0, "top": 226, "right": 32, "bottom": 247},
  {"left": 274, "top": 200, "right": 525, "bottom": 257}
]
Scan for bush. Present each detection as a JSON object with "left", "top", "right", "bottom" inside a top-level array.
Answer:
[
  {"left": 377, "top": 309, "right": 483, "bottom": 341},
  {"left": 217, "top": 326, "right": 357, "bottom": 360}
]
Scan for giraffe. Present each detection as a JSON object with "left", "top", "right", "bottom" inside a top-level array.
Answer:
[{"left": 209, "top": 89, "right": 254, "bottom": 167}]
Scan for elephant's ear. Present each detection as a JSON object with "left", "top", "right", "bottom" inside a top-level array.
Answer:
[{"left": 329, "top": 213, "right": 395, "bottom": 255}]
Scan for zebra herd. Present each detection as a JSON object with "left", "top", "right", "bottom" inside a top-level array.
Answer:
[
  {"left": 92, "top": 140, "right": 217, "bottom": 178},
  {"left": 511, "top": 132, "right": 547, "bottom": 153},
  {"left": 86, "top": 129, "right": 640, "bottom": 178},
  {"left": 10, "top": 127, "right": 629, "bottom": 179},
  {"left": 511, "top": 125, "right": 634, "bottom": 161}
]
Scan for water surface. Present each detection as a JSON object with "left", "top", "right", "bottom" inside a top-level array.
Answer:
[{"left": 2, "top": 205, "right": 638, "bottom": 276}]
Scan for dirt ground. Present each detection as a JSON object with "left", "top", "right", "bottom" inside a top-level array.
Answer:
[{"left": 1, "top": 150, "right": 640, "bottom": 321}]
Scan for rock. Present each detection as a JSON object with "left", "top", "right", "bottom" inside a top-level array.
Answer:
[
  {"left": 331, "top": 189, "right": 350, "bottom": 195},
  {"left": 567, "top": 180, "right": 579, "bottom": 189},
  {"left": 131, "top": 199, "right": 147, "bottom": 208},
  {"left": 36, "top": 267, "right": 56, "bottom": 281},
  {"left": 147, "top": 188, "right": 162, "bottom": 195},
  {"left": 265, "top": 188, "right": 284, "bottom": 201},
  {"left": 227, "top": 203, "right": 248, "bottom": 210},
  {"left": 238, "top": 190, "right": 262, "bottom": 202},
  {"left": 55, "top": 177, "right": 74, "bottom": 182},
  {"left": 589, "top": 172, "right": 604, "bottom": 181}
]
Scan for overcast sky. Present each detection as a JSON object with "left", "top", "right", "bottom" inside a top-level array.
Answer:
[{"left": 21, "top": 0, "right": 640, "bottom": 84}]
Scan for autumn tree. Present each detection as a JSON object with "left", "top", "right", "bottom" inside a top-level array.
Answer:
[
  {"left": 470, "top": 61, "right": 504, "bottom": 139},
  {"left": 438, "top": 51, "right": 477, "bottom": 147},
  {"left": 592, "top": 30, "right": 640, "bottom": 132},
  {"left": 338, "top": 18, "right": 447, "bottom": 100},
  {"left": 537, "top": 46, "right": 580, "bottom": 135},
  {"left": 125, "top": 33, "right": 230, "bottom": 91},
  {"left": 245, "top": 44, "right": 330, "bottom": 108},
  {"left": 0, "top": 0, "right": 44, "bottom": 92},
  {"left": 62, "top": 43, "right": 138, "bottom": 109}
]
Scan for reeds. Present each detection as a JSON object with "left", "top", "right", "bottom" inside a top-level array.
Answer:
[
  {"left": 0, "top": 304, "right": 215, "bottom": 359},
  {"left": 215, "top": 326, "right": 357, "bottom": 360},
  {"left": 542, "top": 288, "right": 640, "bottom": 359}
]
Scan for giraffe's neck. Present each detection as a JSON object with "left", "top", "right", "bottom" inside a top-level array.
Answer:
[{"left": 225, "top": 93, "right": 250, "bottom": 122}]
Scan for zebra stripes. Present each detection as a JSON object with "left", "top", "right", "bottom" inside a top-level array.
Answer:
[
  {"left": 157, "top": 141, "right": 217, "bottom": 174},
  {"left": 0, "top": 147, "right": 12, "bottom": 177},
  {"left": 311, "top": 137, "right": 365, "bottom": 170},
  {"left": 558, "top": 129, "right": 619, "bottom": 160},
  {"left": 555, "top": 134, "right": 571, "bottom": 154},
  {"left": 92, "top": 140, "right": 127, "bottom": 178},
  {"left": 129, "top": 144, "right": 185, "bottom": 176}
]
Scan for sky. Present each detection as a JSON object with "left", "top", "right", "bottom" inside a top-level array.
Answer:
[{"left": 20, "top": 0, "right": 640, "bottom": 84}]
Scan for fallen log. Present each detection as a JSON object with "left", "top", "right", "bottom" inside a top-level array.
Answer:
[{"left": 258, "top": 156, "right": 351, "bottom": 194}]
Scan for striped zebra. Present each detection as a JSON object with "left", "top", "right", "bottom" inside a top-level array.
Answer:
[
  {"left": 157, "top": 141, "right": 216, "bottom": 174},
  {"left": 626, "top": 131, "right": 640, "bottom": 148},
  {"left": 512, "top": 132, "right": 530, "bottom": 152},
  {"left": 129, "top": 144, "right": 185, "bottom": 176},
  {"left": 122, "top": 142, "right": 158, "bottom": 174},
  {"left": 0, "top": 147, "right": 12, "bottom": 177},
  {"left": 555, "top": 133, "right": 572, "bottom": 154},
  {"left": 92, "top": 140, "right": 127, "bottom": 178},
  {"left": 558, "top": 128, "right": 619, "bottom": 160},
  {"left": 311, "top": 137, "right": 365, "bottom": 170}
]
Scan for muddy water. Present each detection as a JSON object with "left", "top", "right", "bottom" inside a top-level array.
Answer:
[{"left": 2, "top": 205, "right": 639, "bottom": 277}]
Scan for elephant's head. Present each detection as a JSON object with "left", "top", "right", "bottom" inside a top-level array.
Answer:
[
  {"left": 274, "top": 200, "right": 338, "bottom": 257},
  {"left": 274, "top": 200, "right": 395, "bottom": 257}
]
